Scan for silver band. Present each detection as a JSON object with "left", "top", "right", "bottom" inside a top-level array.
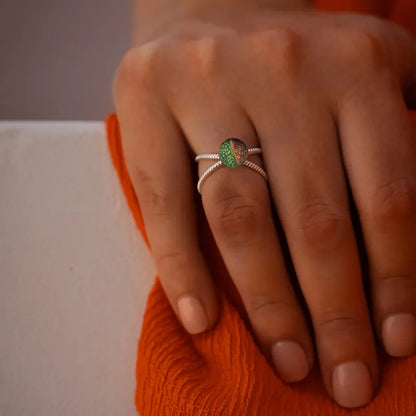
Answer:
[{"left": 195, "top": 146, "right": 268, "bottom": 194}]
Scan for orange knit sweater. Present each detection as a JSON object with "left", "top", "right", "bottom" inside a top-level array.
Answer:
[{"left": 106, "top": 1, "right": 416, "bottom": 414}]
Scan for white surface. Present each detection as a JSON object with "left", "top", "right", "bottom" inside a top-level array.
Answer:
[{"left": 0, "top": 121, "right": 155, "bottom": 415}]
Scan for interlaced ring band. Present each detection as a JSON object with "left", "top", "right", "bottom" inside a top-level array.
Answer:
[{"left": 194, "top": 138, "right": 268, "bottom": 194}]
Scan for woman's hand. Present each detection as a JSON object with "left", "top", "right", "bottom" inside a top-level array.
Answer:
[{"left": 113, "top": 3, "right": 416, "bottom": 409}]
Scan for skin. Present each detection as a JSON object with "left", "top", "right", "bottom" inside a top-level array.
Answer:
[{"left": 113, "top": 0, "right": 416, "bottom": 409}]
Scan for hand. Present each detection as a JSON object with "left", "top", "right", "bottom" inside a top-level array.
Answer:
[{"left": 113, "top": 4, "right": 416, "bottom": 409}]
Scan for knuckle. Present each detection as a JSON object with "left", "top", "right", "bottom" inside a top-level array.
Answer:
[
  {"left": 129, "top": 165, "right": 173, "bottom": 218},
  {"left": 377, "top": 274, "right": 416, "bottom": 287},
  {"left": 375, "top": 274, "right": 416, "bottom": 311},
  {"left": 192, "top": 35, "right": 223, "bottom": 78},
  {"left": 249, "top": 295, "right": 298, "bottom": 319},
  {"left": 337, "top": 29, "right": 387, "bottom": 73},
  {"left": 250, "top": 28, "right": 301, "bottom": 79},
  {"left": 116, "top": 48, "right": 141, "bottom": 82},
  {"left": 114, "top": 41, "right": 164, "bottom": 94},
  {"left": 113, "top": 48, "right": 141, "bottom": 101},
  {"left": 253, "top": 27, "right": 299, "bottom": 54},
  {"left": 369, "top": 177, "right": 416, "bottom": 223},
  {"left": 376, "top": 274, "right": 416, "bottom": 297},
  {"left": 143, "top": 187, "right": 173, "bottom": 218},
  {"left": 155, "top": 249, "right": 195, "bottom": 273},
  {"left": 145, "top": 187, "right": 173, "bottom": 218},
  {"left": 294, "top": 199, "right": 348, "bottom": 250},
  {"left": 316, "top": 312, "right": 363, "bottom": 337},
  {"left": 209, "top": 192, "right": 266, "bottom": 247}
]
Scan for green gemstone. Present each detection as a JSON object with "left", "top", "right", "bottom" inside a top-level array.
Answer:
[{"left": 218, "top": 138, "right": 248, "bottom": 168}]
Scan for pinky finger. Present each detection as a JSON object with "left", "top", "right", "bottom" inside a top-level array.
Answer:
[{"left": 113, "top": 69, "right": 217, "bottom": 334}]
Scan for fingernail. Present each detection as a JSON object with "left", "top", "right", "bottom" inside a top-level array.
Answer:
[
  {"left": 271, "top": 340, "right": 309, "bottom": 382},
  {"left": 332, "top": 361, "right": 373, "bottom": 408},
  {"left": 177, "top": 295, "right": 208, "bottom": 334},
  {"left": 382, "top": 313, "right": 416, "bottom": 357}
]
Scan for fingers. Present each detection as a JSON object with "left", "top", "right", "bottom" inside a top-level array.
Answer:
[
  {"left": 182, "top": 104, "right": 314, "bottom": 382},
  {"left": 113, "top": 55, "right": 218, "bottom": 334},
  {"left": 245, "top": 90, "right": 378, "bottom": 408},
  {"left": 335, "top": 76, "right": 416, "bottom": 357}
]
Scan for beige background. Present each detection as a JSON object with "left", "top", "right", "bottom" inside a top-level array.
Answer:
[{"left": 0, "top": 0, "right": 131, "bottom": 120}]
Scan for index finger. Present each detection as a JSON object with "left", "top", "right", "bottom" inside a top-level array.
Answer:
[{"left": 113, "top": 51, "right": 218, "bottom": 334}]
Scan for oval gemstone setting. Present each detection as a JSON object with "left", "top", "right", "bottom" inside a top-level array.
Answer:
[{"left": 218, "top": 138, "right": 249, "bottom": 168}]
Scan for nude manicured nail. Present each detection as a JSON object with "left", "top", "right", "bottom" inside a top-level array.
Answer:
[
  {"left": 332, "top": 361, "right": 373, "bottom": 408},
  {"left": 271, "top": 340, "right": 309, "bottom": 382},
  {"left": 382, "top": 313, "right": 416, "bottom": 357},
  {"left": 177, "top": 295, "right": 208, "bottom": 334}
]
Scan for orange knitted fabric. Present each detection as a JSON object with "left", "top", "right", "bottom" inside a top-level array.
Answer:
[{"left": 105, "top": 2, "right": 416, "bottom": 414}]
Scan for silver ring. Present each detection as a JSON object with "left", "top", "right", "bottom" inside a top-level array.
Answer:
[{"left": 194, "top": 138, "right": 268, "bottom": 194}]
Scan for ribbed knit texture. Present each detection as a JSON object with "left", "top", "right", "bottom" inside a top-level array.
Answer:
[{"left": 105, "top": 2, "right": 416, "bottom": 413}]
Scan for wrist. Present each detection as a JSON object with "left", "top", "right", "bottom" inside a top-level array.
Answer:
[{"left": 132, "top": 0, "right": 312, "bottom": 44}]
